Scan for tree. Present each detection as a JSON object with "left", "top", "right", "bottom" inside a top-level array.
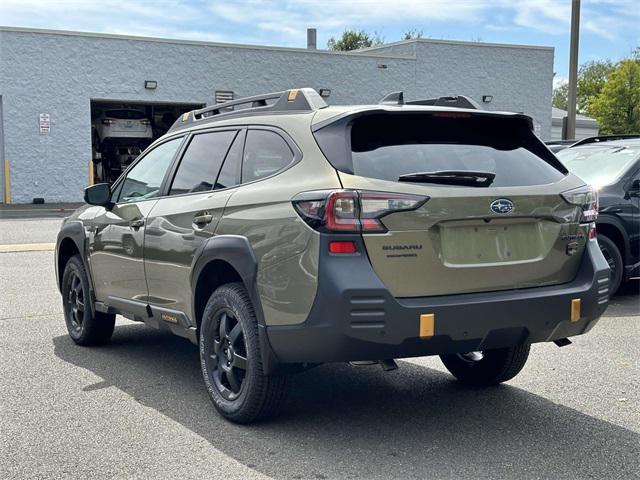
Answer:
[
  {"left": 588, "top": 59, "right": 640, "bottom": 134},
  {"left": 327, "top": 30, "right": 383, "bottom": 51},
  {"left": 577, "top": 60, "right": 615, "bottom": 112},
  {"left": 402, "top": 29, "right": 423, "bottom": 40},
  {"left": 552, "top": 82, "right": 569, "bottom": 110}
]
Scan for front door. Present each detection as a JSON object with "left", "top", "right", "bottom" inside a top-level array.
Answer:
[
  {"left": 144, "top": 128, "right": 244, "bottom": 320},
  {"left": 89, "top": 136, "right": 184, "bottom": 304}
]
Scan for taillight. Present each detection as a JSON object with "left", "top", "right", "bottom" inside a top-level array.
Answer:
[
  {"left": 561, "top": 185, "right": 598, "bottom": 222},
  {"left": 293, "top": 190, "right": 428, "bottom": 233},
  {"left": 588, "top": 223, "right": 597, "bottom": 239},
  {"left": 101, "top": 119, "right": 116, "bottom": 125}
]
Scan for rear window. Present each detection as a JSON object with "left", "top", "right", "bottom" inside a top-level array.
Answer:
[
  {"left": 318, "top": 113, "right": 566, "bottom": 187},
  {"left": 105, "top": 109, "right": 146, "bottom": 120}
]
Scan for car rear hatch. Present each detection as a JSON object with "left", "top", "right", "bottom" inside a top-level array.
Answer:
[
  {"left": 105, "top": 110, "right": 149, "bottom": 134},
  {"left": 312, "top": 109, "right": 595, "bottom": 297}
]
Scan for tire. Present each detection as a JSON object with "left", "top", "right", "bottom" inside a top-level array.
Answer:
[
  {"left": 199, "top": 283, "right": 290, "bottom": 423},
  {"left": 62, "top": 255, "right": 116, "bottom": 346},
  {"left": 598, "top": 235, "right": 624, "bottom": 297},
  {"left": 440, "top": 345, "right": 530, "bottom": 387}
]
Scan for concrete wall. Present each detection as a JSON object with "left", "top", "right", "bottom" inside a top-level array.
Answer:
[
  {"left": 366, "top": 39, "right": 554, "bottom": 136},
  {"left": 0, "top": 28, "right": 554, "bottom": 203}
]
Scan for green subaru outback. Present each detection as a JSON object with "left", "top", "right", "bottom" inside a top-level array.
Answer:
[{"left": 56, "top": 88, "right": 610, "bottom": 423}]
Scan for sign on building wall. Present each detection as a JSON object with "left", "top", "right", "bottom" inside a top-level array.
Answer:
[{"left": 39, "top": 113, "right": 50, "bottom": 134}]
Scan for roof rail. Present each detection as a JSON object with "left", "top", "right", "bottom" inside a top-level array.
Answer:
[
  {"left": 407, "top": 95, "right": 482, "bottom": 110},
  {"left": 168, "top": 88, "right": 328, "bottom": 133},
  {"left": 570, "top": 134, "right": 640, "bottom": 147},
  {"left": 378, "top": 91, "right": 482, "bottom": 110}
]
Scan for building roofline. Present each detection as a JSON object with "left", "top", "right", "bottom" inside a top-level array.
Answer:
[
  {"left": 0, "top": 26, "right": 416, "bottom": 60},
  {"left": 356, "top": 37, "right": 554, "bottom": 52}
]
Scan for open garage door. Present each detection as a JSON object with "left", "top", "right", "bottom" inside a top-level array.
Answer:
[{"left": 90, "top": 100, "right": 204, "bottom": 184}]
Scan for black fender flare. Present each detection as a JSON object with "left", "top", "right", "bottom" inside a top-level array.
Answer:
[
  {"left": 56, "top": 220, "right": 97, "bottom": 316},
  {"left": 596, "top": 214, "right": 630, "bottom": 263},
  {"left": 190, "top": 234, "right": 280, "bottom": 374}
]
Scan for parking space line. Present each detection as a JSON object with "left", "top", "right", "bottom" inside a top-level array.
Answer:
[{"left": 0, "top": 242, "right": 56, "bottom": 253}]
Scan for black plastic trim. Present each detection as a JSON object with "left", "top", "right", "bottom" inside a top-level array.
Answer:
[
  {"left": 55, "top": 221, "right": 96, "bottom": 317},
  {"left": 190, "top": 235, "right": 280, "bottom": 374},
  {"left": 266, "top": 237, "right": 610, "bottom": 364}
]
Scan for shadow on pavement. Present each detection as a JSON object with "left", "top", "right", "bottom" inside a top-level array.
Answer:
[
  {"left": 53, "top": 325, "right": 639, "bottom": 479},
  {"left": 606, "top": 279, "right": 639, "bottom": 317}
]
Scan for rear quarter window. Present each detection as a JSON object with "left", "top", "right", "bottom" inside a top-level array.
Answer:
[{"left": 242, "top": 130, "right": 294, "bottom": 183}]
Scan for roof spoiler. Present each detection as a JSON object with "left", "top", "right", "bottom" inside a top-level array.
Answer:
[{"left": 378, "top": 91, "right": 482, "bottom": 110}]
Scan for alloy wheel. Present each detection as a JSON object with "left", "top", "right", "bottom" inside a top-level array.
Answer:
[
  {"left": 206, "top": 309, "right": 248, "bottom": 401},
  {"left": 66, "top": 271, "right": 85, "bottom": 332}
]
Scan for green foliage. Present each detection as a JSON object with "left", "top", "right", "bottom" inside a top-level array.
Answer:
[
  {"left": 551, "top": 51, "right": 640, "bottom": 134},
  {"left": 327, "top": 30, "right": 383, "bottom": 51},
  {"left": 402, "top": 29, "right": 423, "bottom": 40},
  {"left": 577, "top": 60, "right": 615, "bottom": 111},
  {"left": 552, "top": 82, "right": 569, "bottom": 110},
  {"left": 588, "top": 59, "right": 640, "bottom": 134}
]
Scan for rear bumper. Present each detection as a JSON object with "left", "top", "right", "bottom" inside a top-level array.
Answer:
[{"left": 266, "top": 238, "right": 610, "bottom": 364}]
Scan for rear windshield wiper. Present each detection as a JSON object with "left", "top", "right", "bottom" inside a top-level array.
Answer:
[{"left": 398, "top": 170, "right": 496, "bottom": 187}]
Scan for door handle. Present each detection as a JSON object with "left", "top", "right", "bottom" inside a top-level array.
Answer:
[
  {"left": 193, "top": 213, "right": 213, "bottom": 226},
  {"left": 130, "top": 219, "right": 145, "bottom": 229}
]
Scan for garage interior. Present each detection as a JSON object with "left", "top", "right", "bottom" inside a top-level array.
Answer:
[{"left": 90, "top": 100, "right": 204, "bottom": 184}]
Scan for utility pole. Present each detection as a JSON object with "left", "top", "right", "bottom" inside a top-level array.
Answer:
[{"left": 565, "top": 0, "right": 581, "bottom": 140}]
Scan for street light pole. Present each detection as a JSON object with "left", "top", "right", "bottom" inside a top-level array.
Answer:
[{"left": 565, "top": 0, "right": 581, "bottom": 140}]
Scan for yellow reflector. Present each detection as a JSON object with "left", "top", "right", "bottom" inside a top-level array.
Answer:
[
  {"left": 571, "top": 298, "right": 581, "bottom": 322},
  {"left": 288, "top": 89, "right": 299, "bottom": 101},
  {"left": 419, "top": 314, "right": 435, "bottom": 338}
]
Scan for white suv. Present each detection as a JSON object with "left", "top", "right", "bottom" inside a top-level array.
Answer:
[{"left": 95, "top": 108, "right": 153, "bottom": 145}]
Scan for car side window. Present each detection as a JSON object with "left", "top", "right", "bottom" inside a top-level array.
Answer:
[
  {"left": 241, "top": 130, "right": 294, "bottom": 183},
  {"left": 169, "top": 131, "right": 237, "bottom": 195},
  {"left": 116, "top": 137, "right": 183, "bottom": 203},
  {"left": 215, "top": 130, "right": 244, "bottom": 189}
]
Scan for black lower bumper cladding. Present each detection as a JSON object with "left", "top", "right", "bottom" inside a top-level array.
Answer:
[{"left": 266, "top": 236, "right": 610, "bottom": 364}]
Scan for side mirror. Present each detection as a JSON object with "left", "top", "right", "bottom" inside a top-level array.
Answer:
[
  {"left": 628, "top": 179, "right": 640, "bottom": 198},
  {"left": 84, "top": 183, "right": 112, "bottom": 207}
]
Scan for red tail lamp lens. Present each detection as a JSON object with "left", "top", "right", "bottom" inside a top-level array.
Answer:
[
  {"left": 588, "top": 223, "right": 597, "bottom": 239},
  {"left": 328, "top": 241, "right": 357, "bottom": 254},
  {"left": 293, "top": 190, "right": 428, "bottom": 234}
]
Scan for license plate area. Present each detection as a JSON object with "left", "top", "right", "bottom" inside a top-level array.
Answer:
[{"left": 439, "top": 219, "right": 553, "bottom": 267}]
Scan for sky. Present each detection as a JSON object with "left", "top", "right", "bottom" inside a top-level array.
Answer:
[{"left": 1, "top": 0, "right": 638, "bottom": 88}]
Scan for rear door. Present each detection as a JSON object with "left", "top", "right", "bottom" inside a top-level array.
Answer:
[
  {"left": 318, "top": 111, "right": 590, "bottom": 297},
  {"left": 144, "top": 128, "right": 245, "bottom": 319}
]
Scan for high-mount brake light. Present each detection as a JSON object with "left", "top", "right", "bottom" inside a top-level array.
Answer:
[
  {"left": 561, "top": 185, "right": 599, "bottom": 223},
  {"left": 293, "top": 190, "right": 428, "bottom": 233},
  {"left": 102, "top": 119, "right": 116, "bottom": 125}
]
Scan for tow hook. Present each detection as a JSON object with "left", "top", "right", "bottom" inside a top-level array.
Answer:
[
  {"left": 349, "top": 359, "right": 399, "bottom": 371},
  {"left": 553, "top": 338, "right": 572, "bottom": 347}
]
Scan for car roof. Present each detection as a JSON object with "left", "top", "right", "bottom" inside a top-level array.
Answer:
[{"left": 569, "top": 139, "right": 640, "bottom": 149}]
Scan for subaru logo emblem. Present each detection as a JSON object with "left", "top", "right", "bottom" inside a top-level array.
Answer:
[{"left": 490, "top": 199, "right": 514, "bottom": 214}]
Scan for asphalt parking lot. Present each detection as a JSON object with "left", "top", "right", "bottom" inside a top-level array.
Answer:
[{"left": 1, "top": 216, "right": 638, "bottom": 479}]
